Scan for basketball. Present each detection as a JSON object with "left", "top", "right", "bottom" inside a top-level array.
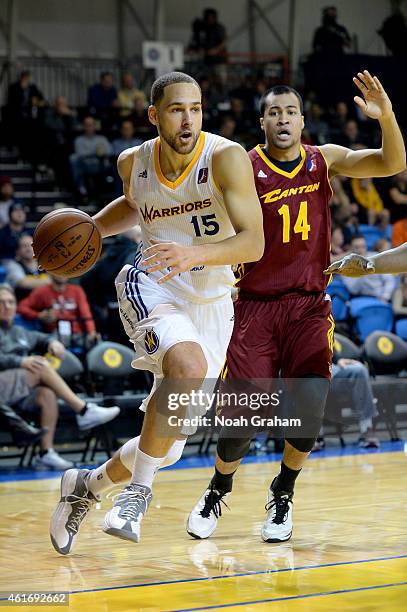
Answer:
[{"left": 32, "top": 208, "right": 102, "bottom": 278}]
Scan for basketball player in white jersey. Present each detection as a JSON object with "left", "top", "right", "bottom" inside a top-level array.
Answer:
[{"left": 50, "top": 72, "right": 264, "bottom": 553}]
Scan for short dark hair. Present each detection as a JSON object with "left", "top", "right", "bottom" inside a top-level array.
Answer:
[
  {"left": 350, "top": 233, "right": 366, "bottom": 242},
  {"left": 259, "top": 85, "right": 304, "bottom": 116},
  {"left": 150, "top": 72, "right": 201, "bottom": 106}
]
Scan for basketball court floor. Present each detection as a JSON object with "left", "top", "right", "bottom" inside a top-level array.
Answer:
[{"left": 1, "top": 443, "right": 406, "bottom": 611}]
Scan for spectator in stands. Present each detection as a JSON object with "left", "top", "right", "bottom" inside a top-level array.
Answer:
[
  {"left": 312, "top": 6, "right": 351, "bottom": 56},
  {"left": 392, "top": 273, "right": 407, "bottom": 318},
  {"left": 0, "top": 284, "right": 119, "bottom": 469},
  {"left": 18, "top": 274, "right": 98, "bottom": 349},
  {"left": 0, "top": 177, "right": 22, "bottom": 227},
  {"left": 5, "top": 234, "right": 50, "bottom": 301},
  {"left": 345, "top": 156, "right": 390, "bottom": 228},
  {"left": 392, "top": 217, "right": 407, "bottom": 248},
  {"left": 388, "top": 168, "right": 407, "bottom": 223},
  {"left": 43, "top": 96, "right": 75, "bottom": 189},
  {"left": 118, "top": 72, "right": 147, "bottom": 116},
  {"left": 87, "top": 71, "right": 118, "bottom": 118},
  {"left": 81, "top": 226, "right": 141, "bottom": 343},
  {"left": 330, "top": 101, "right": 351, "bottom": 140},
  {"left": 330, "top": 225, "right": 350, "bottom": 261},
  {"left": 314, "top": 358, "right": 379, "bottom": 451},
  {"left": 0, "top": 203, "right": 32, "bottom": 264},
  {"left": 189, "top": 8, "right": 227, "bottom": 81},
  {"left": 342, "top": 234, "right": 397, "bottom": 301},
  {"left": 131, "top": 96, "right": 154, "bottom": 140},
  {"left": 217, "top": 115, "right": 245, "bottom": 146},
  {"left": 338, "top": 119, "right": 361, "bottom": 148},
  {"left": 306, "top": 102, "right": 330, "bottom": 144},
  {"left": 112, "top": 120, "right": 142, "bottom": 157},
  {"left": 70, "top": 116, "right": 113, "bottom": 197},
  {"left": 373, "top": 238, "right": 392, "bottom": 253},
  {"left": 6, "top": 71, "right": 45, "bottom": 164}
]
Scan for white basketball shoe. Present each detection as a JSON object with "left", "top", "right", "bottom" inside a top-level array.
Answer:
[
  {"left": 187, "top": 485, "right": 230, "bottom": 539},
  {"left": 261, "top": 484, "right": 293, "bottom": 543},
  {"left": 103, "top": 483, "right": 152, "bottom": 543}
]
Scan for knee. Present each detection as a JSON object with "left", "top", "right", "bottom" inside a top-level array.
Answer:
[{"left": 164, "top": 344, "right": 208, "bottom": 380}]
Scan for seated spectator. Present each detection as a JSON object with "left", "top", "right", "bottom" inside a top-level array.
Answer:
[
  {"left": 330, "top": 225, "right": 350, "bottom": 261},
  {"left": 131, "top": 96, "right": 154, "bottom": 140},
  {"left": 342, "top": 234, "right": 397, "bottom": 301},
  {"left": 312, "top": 6, "right": 351, "bottom": 56},
  {"left": 43, "top": 96, "right": 75, "bottom": 189},
  {"left": 118, "top": 72, "right": 147, "bottom": 116},
  {"left": 330, "top": 176, "right": 358, "bottom": 243},
  {"left": 392, "top": 273, "right": 407, "bottom": 318},
  {"left": 0, "top": 203, "right": 32, "bottom": 264},
  {"left": 392, "top": 216, "right": 407, "bottom": 247},
  {"left": 112, "top": 120, "right": 142, "bottom": 157},
  {"left": 337, "top": 119, "right": 361, "bottom": 148},
  {"left": 306, "top": 102, "right": 330, "bottom": 144},
  {"left": 81, "top": 226, "right": 141, "bottom": 343},
  {"left": 0, "top": 177, "right": 23, "bottom": 227},
  {"left": 217, "top": 115, "right": 245, "bottom": 146},
  {"left": 17, "top": 274, "right": 98, "bottom": 349},
  {"left": 5, "top": 234, "right": 50, "bottom": 300},
  {"left": 70, "top": 116, "right": 113, "bottom": 197},
  {"left": 346, "top": 166, "right": 390, "bottom": 228},
  {"left": 0, "top": 284, "right": 119, "bottom": 469},
  {"left": 314, "top": 358, "right": 379, "bottom": 451},
  {"left": 388, "top": 169, "right": 407, "bottom": 223},
  {"left": 330, "top": 101, "right": 351, "bottom": 141},
  {"left": 87, "top": 71, "right": 118, "bottom": 118}
]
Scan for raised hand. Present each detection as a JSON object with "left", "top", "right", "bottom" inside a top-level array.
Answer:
[
  {"left": 324, "top": 253, "right": 376, "bottom": 277},
  {"left": 353, "top": 70, "right": 392, "bottom": 121}
]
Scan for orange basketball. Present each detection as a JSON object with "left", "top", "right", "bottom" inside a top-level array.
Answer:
[{"left": 32, "top": 208, "right": 102, "bottom": 278}]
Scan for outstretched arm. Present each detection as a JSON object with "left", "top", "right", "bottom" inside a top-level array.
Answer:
[
  {"left": 324, "top": 242, "right": 407, "bottom": 276},
  {"left": 320, "top": 71, "right": 405, "bottom": 178},
  {"left": 93, "top": 148, "right": 140, "bottom": 238},
  {"left": 142, "top": 144, "right": 265, "bottom": 283}
]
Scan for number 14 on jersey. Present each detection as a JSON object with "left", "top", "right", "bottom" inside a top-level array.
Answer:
[{"left": 278, "top": 200, "right": 310, "bottom": 243}]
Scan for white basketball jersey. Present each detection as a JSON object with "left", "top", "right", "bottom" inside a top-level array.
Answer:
[{"left": 127, "top": 131, "right": 236, "bottom": 302}]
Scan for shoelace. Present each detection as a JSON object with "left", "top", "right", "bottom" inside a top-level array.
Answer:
[
  {"left": 65, "top": 494, "right": 95, "bottom": 534},
  {"left": 200, "top": 486, "right": 229, "bottom": 519},
  {"left": 265, "top": 494, "right": 291, "bottom": 525},
  {"left": 107, "top": 486, "right": 150, "bottom": 523}
]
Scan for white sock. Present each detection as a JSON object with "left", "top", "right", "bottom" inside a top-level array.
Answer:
[
  {"left": 86, "top": 463, "right": 114, "bottom": 497},
  {"left": 161, "top": 439, "right": 186, "bottom": 468},
  {"left": 360, "top": 417, "right": 373, "bottom": 435},
  {"left": 119, "top": 436, "right": 186, "bottom": 471},
  {"left": 131, "top": 448, "right": 165, "bottom": 488}
]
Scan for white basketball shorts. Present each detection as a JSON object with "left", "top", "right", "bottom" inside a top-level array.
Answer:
[{"left": 115, "top": 265, "right": 234, "bottom": 434}]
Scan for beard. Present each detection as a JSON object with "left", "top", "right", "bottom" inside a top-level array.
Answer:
[{"left": 158, "top": 124, "right": 200, "bottom": 155}]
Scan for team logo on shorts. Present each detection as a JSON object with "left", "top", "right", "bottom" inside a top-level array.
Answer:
[{"left": 144, "top": 329, "right": 160, "bottom": 354}]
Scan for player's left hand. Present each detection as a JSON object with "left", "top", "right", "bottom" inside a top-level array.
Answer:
[
  {"left": 324, "top": 253, "right": 376, "bottom": 277},
  {"left": 142, "top": 239, "right": 202, "bottom": 283},
  {"left": 353, "top": 70, "right": 392, "bottom": 121}
]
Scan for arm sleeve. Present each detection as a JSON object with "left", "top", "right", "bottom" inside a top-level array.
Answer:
[
  {"left": 17, "top": 290, "right": 42, "bottom": 320},
  {"left": 0, "top": 353, "right": 23, "bottom": 369}
]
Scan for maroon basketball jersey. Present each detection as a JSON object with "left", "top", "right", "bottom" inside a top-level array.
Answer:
[{"left": 237, "top": 144, "right": 333, "bottom": 297}]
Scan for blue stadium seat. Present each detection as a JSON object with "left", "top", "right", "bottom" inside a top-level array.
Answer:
[
  {"left": 326, "top": 279, "right": 350, "bottom": 322},
  {"left": 14, "top": 313, "right": 42, "bottom": 331},
  {"left": 386, "top": 224, "right": 393, "bottom": 241},
  {"left": 0, "top": 265, "right": 6, "bottom": 283},
  {"left": 358, "top": 224, "right": 385, "bottom": 251},
  {"left": 354, "top": 303, "right": 394, "bottom": 341},
  {"left": 395, "top": 318, "right": 407, "bottom": 341},
  {"left": 349, "top": 296, "right": 383, "bottom": 317}
]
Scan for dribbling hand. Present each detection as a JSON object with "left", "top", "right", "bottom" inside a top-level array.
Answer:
[{"left": 142, "top": 239, "right": 202, "bottom": 283}]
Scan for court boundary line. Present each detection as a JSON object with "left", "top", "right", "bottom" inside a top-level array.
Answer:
[
  {"left": 168, "top": 580, "right": 407, "bottom": 611},
  {"left": 0, "top": 553, "right": 402, "bottom": 600}
]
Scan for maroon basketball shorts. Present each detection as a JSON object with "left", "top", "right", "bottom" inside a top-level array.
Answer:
[{"left": 222, "top": 291, "right": 334, "bottom": 382}]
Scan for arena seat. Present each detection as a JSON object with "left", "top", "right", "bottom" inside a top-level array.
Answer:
[
  {"left": 395, "top": 318, "right": 407, "bottom": 341},
  {"left": 350, "top": 297, "right": 394, "bottom": 341},
  {"left": 14, "top": 313, "right": 42, "bottom": 331},
  {"left": 326, "top": 279, "right": 350, "bottom": 322},
  {"left": 358, "top": 224, "right": 386, "bottom": 251},
  {"left": 333, "top": 333, "right": 361, "bottom": 360}
]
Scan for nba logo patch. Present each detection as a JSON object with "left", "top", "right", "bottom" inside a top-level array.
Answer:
[
  {"left": 308, "top": 158, "right": 317, "bottom": 171},
  {"left": 198, "top": 167, "right": 209, "bottom": 184},
  {"left": 144, "top": 329, "right": 159, "bottom": 354}
]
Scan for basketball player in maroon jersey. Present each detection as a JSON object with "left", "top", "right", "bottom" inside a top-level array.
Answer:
[{"left": 187, "top": 70, "right": 405, "bottom": 542}]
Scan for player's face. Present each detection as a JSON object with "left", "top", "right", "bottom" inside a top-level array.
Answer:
[
  {"left": 149, "top": 83, "right": 202, "bottom": 155},
  {"left": 261, "top": 93, "right": 304, "bottom": 150}
]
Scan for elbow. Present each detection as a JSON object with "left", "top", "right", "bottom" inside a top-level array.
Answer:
[{"left": 250, "top": 232, "right": 265, "bottom": 262}]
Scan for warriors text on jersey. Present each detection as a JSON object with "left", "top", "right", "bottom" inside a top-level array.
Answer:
[
  {"left": 126, "top": 131, "right": 235, "bottom": 302},
  {"left": 236, "top": 144, "right": 333, "bottom": 297}
]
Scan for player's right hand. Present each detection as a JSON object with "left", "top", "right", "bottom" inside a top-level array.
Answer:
[
  {"left": 21, "top": 355, "right": 49, "bottom": 374},
  {"left": 324, "top": 253, "right": 376, "bottom": 277}
]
